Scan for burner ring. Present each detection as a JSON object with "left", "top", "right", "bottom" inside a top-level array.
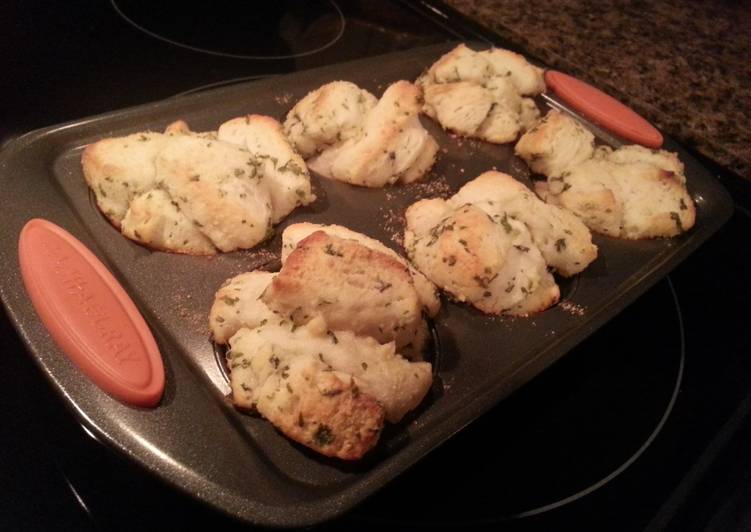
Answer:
[
  {"left": 110, "top": 0, "right": 346, "bottom": 60},
  {"left": 350, "top": 276, "right": 686, "bottom": 526},
  {"left": 510, "top": 276, "right": 685, "bottom": 519}
]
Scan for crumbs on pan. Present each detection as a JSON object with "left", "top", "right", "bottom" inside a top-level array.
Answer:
[
  {"left": 173, "top": 289, "right": 210, "bottom": 332},
  {"left": 274, "top": 92, "right": 293, "bottom": 106},
  {"left": 243, "top": 246, "right": 279, "bottom": 265},
  {"left": 211, "top": 247, "right": 280, "bottom": 276},
  {"left": 559, "top": 300, "right": 586, "bottom": 316},
  {"left": 509, "top": 157, "right": 532, "bottom": 179},
  {"left": 235, "top": 247, "right": 280, "bottom": 276},
  {"left": 402, "top": 175, "right": 453, "bottom": 200},
  {"left": 380, "top": 205, "right": 406, "bottom": 247}
]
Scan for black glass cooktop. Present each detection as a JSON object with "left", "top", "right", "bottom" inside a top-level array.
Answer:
[
  {"left": 2, "top": 1, "right": 751, "bottom": 531},
  {"left": 111, "top": 0, "right": 347, "bottom": 59}
]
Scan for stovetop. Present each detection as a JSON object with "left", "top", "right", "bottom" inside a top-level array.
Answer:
[{"left": 2, "top": 1, "right": 750, "bottom": 530}]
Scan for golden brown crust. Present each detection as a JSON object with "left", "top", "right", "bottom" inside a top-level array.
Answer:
[
  {"left": 518, "top": 112, "right": 696, "bottom": 239},
  {"left": 530, "top": 122, "right": 696, "bottom": 238},
  {"left": 81, "top": 116, "right": 313, "bottom": 254},
  {"left": 264, "top": 231, "right": 427, "bottom": 353},
  {"left": 214, "top": 221, "right": 438, "bottom": 459},
  {"left": 402, "top": 169, "right": 597, "bottom": 315},
  {"left": 405, "top": 201, "right": 557, "bottom": 315},
  {"left": 280, "top": 222, "right": 441, "bottom": 317},
  {"left": 257, "top": 356, "right": 385, "bottom": 461},
  {"left": 82, "top": 132, "right": 170, "bottom": 227},
  {"left": 225, "top": 317, "right": 432, "bottom": 458}
]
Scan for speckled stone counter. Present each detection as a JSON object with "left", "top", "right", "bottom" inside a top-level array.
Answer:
[{"left": 443, "top": 0, "right": 751, "bottom": 179}]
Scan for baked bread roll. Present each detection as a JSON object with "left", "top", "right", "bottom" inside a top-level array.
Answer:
[
  {"left": 120, "top": 188, "right": 215, "bottom": 255},
  {"left": 404, "top": 171, "right": 597, "bottom": 315},
  {"left": 451, "top": 171, "right": 597, "bottom": 277},
  {"left": 284, "top": 81, "right": 377, "bottom": 158},
  {"left": 82, "top": 116, "right": 314, "bottom": 254},
  {"left": 228, "top": 320, "right": 432, "bottom": 426},
  {"left": 606, "top": 144, "right": 685, "bottom": 180},
  {"left": 151, "top": 134, "right": 274, "bottom": 252},
  {"left": 479, "top": 48, "right": 546, "bottom": 96},
  {"left": 280, "top": 222, "right": 440, "bottom": 318},
  {"left": 228, "top": 323, "right": 386, "bottom": 460},
  {"left": 82, "top": 132, "right": 171, "bottom": 226},
  {"left": 516, "top": 111, "right": 696, "bottom": 239},
  {"left": 405, "top": 201, "right": 559, "bottom": 315},
  {"left": 217, "top": 114, "right": 315, "bottom": 223},
  {"left": 284, "top": 80, "right": 439, "bottom": 187},
  {"left": 514, "top": 110, "right": 595, "bottom": 177},
  {"left": 209, "top": 271, "right": 278, "bottom": 345},
  {"left": 209, "top": 228, "right": 435, "bottom": 460},
  {"left": 417, "top": 43, "right": 544, "bottom": 143},
  {"left": 262, "top": 231, "right": 429, "bottom": 357}
]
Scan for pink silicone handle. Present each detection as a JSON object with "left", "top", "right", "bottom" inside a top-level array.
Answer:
[
  {"left": 18, "top": 219, "right": 164, "bottom": 407},
  {"left": 545, "top": 70, "right": 663, "bottom": 149}
]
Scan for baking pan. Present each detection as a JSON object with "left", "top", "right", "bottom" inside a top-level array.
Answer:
[{"left": 0, "top": 42, "right": 733, "bottom": 527}]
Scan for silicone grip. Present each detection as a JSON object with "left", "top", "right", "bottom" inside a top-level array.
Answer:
[
  {"left": 545, "top": 70, "right": 663, "bottom": 149},
  {"left": 18, "top": 219, "right": 164, "bottom": 407}
]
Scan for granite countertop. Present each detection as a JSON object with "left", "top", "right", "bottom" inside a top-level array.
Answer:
[{"left": 443, "top": 0, "right": 751, "bottom": 180}]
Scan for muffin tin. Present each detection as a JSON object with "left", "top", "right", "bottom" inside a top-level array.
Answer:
[{"left": 0, "top": 42, "right": 733, "bottom": 526}]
